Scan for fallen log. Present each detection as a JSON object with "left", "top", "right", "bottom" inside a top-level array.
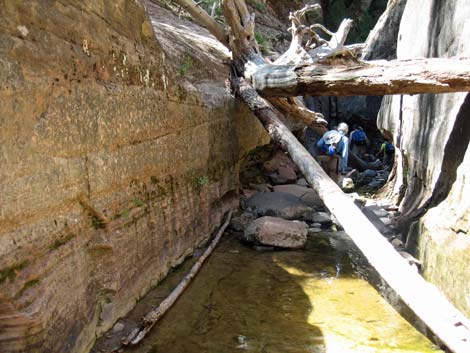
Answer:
[
  {"left": 233, "top": 77, "right": 470, "bottom": 353},
  {"left": 252, "top": 57, "right": 470, "bottom": 97},
  {"left": 124, "top": 210, "right": 233, "bottom": 346}
]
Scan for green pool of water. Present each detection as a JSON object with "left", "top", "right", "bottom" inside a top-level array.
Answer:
[{"left": 104, "top": 231, "right": 442, "bottom": 353}]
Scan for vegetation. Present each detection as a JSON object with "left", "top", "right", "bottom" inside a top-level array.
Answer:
[
  {"left": 247, "top": 0, "right": 266, "bottom": 12},
  {"left": 254, "top": 31, "right": 272, "bottom": 54},
  {"left": 15, "top": 278, "right": 40, "bottom": 299},
  {"left": 49, "top": 233, "right": 76, "bottom": 251},
  {"left": 0, "top": 260, "right": 29, "bottom": 284},
  {"left": 324, "top": 0, "right": 388, "bottom": 43},
  {"left": 177, "top": 56, "right": 193, "bottom": 76}
]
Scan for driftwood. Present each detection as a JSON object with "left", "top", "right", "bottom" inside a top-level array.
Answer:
[
  {"left": 124, "top": 210, "right": 233, "bottom": 346},
  {"left": 162, "top": 1, "right": 470, "bottom": 351},
  {"left": 252, "top": 58, "right": 470, "bottom": 97}
]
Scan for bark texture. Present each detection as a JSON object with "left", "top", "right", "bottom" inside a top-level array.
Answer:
[{"left": 252, "top": 58, "right": 470, "bottom": 97}]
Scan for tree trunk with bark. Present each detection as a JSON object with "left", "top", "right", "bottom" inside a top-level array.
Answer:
[{"left": 252, "top": 58, "right": 470, "bottom": 97}]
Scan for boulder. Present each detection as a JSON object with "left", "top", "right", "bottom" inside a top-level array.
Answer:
[
  {"left": 230, "top": 212, "right": 256, "bottom": 232},
  {"left": 341, "top": 177, "right": 355, "bottom": 192},
  {"left": 263, "top": 151, "right": 298, "bottom": 184},
  {"left": 244, "top": 216, "right": 308, "bottom": 249},
  {"left": 296, "top": 178, "right": 309, "bottom": 187},
  {"left": 245, "top": 192, "right": 314, "bottom": 221},
  {"left": 311, "top": 212, "right": 331, "bottom": 225},
  {"left": 273, "top": 184, "right": 323, "bottom": 208}
]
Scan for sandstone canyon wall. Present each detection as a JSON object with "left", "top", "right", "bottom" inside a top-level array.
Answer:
[
  {"left": 0, "top": 1, "right": 268, "bottom": 352},
  {"left": 377, "top": 0, "right": 470, "bottom": 316}
]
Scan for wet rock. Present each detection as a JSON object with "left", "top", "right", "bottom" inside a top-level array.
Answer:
[
  {"left": 272, "top": 184, "right": 323, "bottom": 208},
  {"left": 245, "top": 192, "right": 314, "bottom": 221},
  {"left": 244, "top": 216, "right": 308, "bottom": 249},
  {"left": 230, "top": 212, "right": 256, "bottom": 232},
  {"left": 391, "top": 238, "right": 404, "bottom": 248},
  {"left": 341, "top": 177, "right": 355, "bottom": 192},
  {"left": 363, "top": 169, "right": 378, "bottom": 178},
  {"left": 311, "top": 212, "right": 331, "bottom": 225},
  {"left": 263, "top": 151, "right": 298, "bottom": 184},
  {"left": 296, "top": 178, "right": 309, "bottom": 187},
  {"left": 380, "top": 217, "right": 392, "bottom": 226},
  {"left": 308, "top": 227, "right": 322, "bottom": 235},
  {"left": 249, "top": 183, "right": 272, "bottom": 193},
  {"left": 112, "top": 322, "right": 125, "bottom": 333}
]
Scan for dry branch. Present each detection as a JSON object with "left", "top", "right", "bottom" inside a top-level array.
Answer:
[
  {"left": 125, "top": 210, "right": 233, "bottom": 346},
  {"left": 168, "top": 0, "right": 228, "bottom": 45},
  {"left": 252, "top": 57, "right": 470, "bottom": 97}
]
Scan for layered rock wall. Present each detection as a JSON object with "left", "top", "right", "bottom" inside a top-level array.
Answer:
[
  {"left": 0, "top": 1, "right": 267, "bottom": 352},
  {"left": 377, "top": 0, "right": 470, "bottom": 315}
]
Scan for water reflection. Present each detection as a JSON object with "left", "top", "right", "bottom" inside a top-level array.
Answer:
[{"left": 97, "top": 231, "right": 441, "bottom": 353}]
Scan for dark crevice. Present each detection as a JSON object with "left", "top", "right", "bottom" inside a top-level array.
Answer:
[{"left": 428, "top": 93, "right": 470, "bottom": 208}]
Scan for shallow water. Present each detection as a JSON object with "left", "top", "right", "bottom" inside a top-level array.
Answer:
[{"left": 102, "top": 231, "right": 442, "bottom": 353}]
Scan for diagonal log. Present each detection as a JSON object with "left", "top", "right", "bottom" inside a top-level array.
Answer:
[
  {"left": 159, "top": 2, "right": 470, "bottom": 351},
  {"left": 162, "top": 0, "right": 228, "bottom": 45},
  {"left": 232, "top": 77, "right": 470, "bottom": 353},
  {"left": 124, "top": 211, "right": 233, "bottom": 346},
  {"left": 252, "top": 57, "right": 470, "bottom": 97}
]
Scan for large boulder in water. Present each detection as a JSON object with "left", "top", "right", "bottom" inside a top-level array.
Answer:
[
  {"left": 244, "top": 216, "right": 308, "bottom": 249},
  {"left": 273, "top": 184, "right": 324, "bottom": 208},
  {"left": 245, "top": 192, "right": 314, "bottom": 221}
]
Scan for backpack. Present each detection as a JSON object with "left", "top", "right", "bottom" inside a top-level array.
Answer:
[
  {"left": 385, "top": 142, "right": 395, "bottom": 154},
  {"left": 352, "top": 130, "right": 367, "bottom": 144}
]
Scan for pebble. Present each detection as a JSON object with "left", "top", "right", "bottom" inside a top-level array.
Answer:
[
  {"left": 112, "top": 322, "right": 125, "bottom": 333},
  {"left": 308, "top": 227, "right": 322, "bottom": 234}
]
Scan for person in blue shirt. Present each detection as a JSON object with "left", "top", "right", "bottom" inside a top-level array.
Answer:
[
  {"left": 316, "top": 123, "right": 349, "bottom": 181},
  {"left": 349, "top": 124, "right": 369, "bottom": 157}
]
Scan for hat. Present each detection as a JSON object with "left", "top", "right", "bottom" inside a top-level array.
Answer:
[{"left": 323, "top": 130, "right": 342, "bottom": 145}]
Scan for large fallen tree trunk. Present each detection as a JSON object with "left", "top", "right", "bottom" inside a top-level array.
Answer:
[
  {"left": 233, "top": 77, "right": 470, "bottom": 353},
  {"left": 158, "top": 1, "right": 470, "bottom": 351},
  {"left": 252, "top": 58, "right": 470, "bottom": 97}
]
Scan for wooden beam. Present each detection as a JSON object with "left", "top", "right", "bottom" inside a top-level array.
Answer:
[
  {"left": 233, "top": 77, "right": 470, "bottom": 353},
  {"left": 252, "top": 58, "right": 470, "bottom": 97}
]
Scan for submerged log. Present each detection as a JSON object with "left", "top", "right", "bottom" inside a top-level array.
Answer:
[
  {"left": 252, "top": 58, "right": 470, "bottom": 97},
  {"left": 125, "top": 210, "right": 233, "bottom": 346},
  {"left": 233, "top": 77, "right": 470, "bottom": 353}
]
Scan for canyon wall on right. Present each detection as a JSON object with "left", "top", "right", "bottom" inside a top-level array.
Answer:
[{"left": 377, "top": 0, "right": 470, "bottom": 316}]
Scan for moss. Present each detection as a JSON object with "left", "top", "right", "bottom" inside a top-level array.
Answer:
[
  {"left": 196, "top": 175, "right": 210, "bottom": 186},
  {"left": 254, "top": 31, "right": 272, "bottom": 54},
  {"left": 134, "top": 197, "right": 145, "bottom": 207},
  {"left": 0, "top": 260, "right": 30, "bottom": 284},
  {"left": 121, "top": 209, "right": 130, "bottom": 218},
  {"left": 15, "top": 278, "right": 40, "bottom": 299},
  {"left": 177, "top": 56, "right": 193, "bottom": 76},
  {"left": 247, "top": 0, "right": 266, "bottom": 11},
  {"left": 91, "top": 216, "right": 107, "bottom": 229},
  {"left": 49, "top": 233, "right": 76, "bottom": 251}
]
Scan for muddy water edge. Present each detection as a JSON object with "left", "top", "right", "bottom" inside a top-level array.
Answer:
[{"left": 92, "top": 229, "right": 442, "bottom": 353}]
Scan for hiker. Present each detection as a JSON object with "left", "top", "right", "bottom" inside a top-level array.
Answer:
[
  {"left": 376, "top": 140, "right": 395, "bottom": 169},
  {"left": 336, "top": 122, "right": 350, "bottom": 175},
  {"left": 316, "top": 123, "right": 349, "bottom": 182},
  {"left": 349, "top": 124, "right": 368, "bottom": 157}
]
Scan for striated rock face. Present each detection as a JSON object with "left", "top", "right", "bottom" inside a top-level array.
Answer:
[
  {"left": 378, "top": 0, "right": 470, "bottom": 221},
  {"left": 378, "top": 0, "right": 470, "bottom": 315},
  {"left": 0, "top": 1, "right": 268, "bottom": 353}
]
